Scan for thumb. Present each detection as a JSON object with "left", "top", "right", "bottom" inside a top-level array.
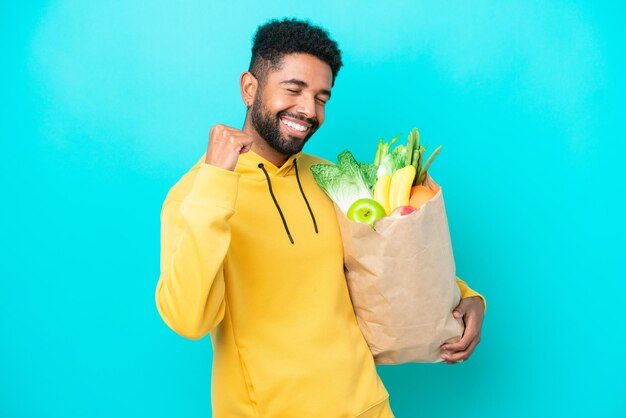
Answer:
[{"left": 453, "top": 305, "right": 465, "bottom": 319}]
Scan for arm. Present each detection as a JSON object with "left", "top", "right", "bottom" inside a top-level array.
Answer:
[
  {"left": 155, "top": 163, "right": 240, "bottom": 340},
  {"left": 455, "top": 276, "right": 487, "bottom": 313}
]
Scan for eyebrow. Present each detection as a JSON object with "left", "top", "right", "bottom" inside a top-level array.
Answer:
[{"left": 280, "top": 78, "right": 332, "bottom": 99}]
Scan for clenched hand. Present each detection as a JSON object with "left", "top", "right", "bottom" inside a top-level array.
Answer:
[
  {"left": 204, "top": 124, "right": 254, "bottom": 171},
  {"left": 440, "top": 296, "right": 485, "bottom": 364}
]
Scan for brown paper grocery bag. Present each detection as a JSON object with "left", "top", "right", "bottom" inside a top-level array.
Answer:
[{"left": 335, "top": 174, "right": 465, "bottom": 364}]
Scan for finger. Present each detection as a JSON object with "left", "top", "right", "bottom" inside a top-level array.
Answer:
[
  {"left": 227, "top": 134, "right": 253, "bottom": 152},
  {"left": 441, "top": 327, "right": 475, "bottom": 354},
  {"left": 451, "top": 301, "right": 465, "bottom": 319},
  {"left": 455, "top": 297, "right": 480, "bottom": 317},
  {"left": 240, "top": 141, "right": 253, "bottom": 153},
  {"left": 452, "top": 305, "right": 465, "bottom": 319},
  {"left": 210, "top": 124, "right": 225, "bottom": 137},
  {"left": 441, "top": 312, "right": 478, "bottom": 352},
  {"left": 445, "top": 337, "right": 480, "bottom": 363},
  {"left": 232, "top": 132, "right": 253, "bottom": 144},
  {"left": 442, "top": 336, "right": 480, "bottom": 364},
  {"left": 442, "top": 338, "right": 469, "bottom": 354},
  {"left": 236, "top": 140, "right": 253, "bottom": 153}
]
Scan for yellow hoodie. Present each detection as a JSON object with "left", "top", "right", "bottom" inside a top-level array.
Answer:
[{"left": 155, "top": 149, "right": 486, "bottom": 417}]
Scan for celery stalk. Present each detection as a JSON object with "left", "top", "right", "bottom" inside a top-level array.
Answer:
[{"left": 417, "top": 145, "right": 442, "bottom": 185}]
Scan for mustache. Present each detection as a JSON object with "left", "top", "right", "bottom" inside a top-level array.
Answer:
[{"left": 278, "top": 111, "right": 319, "bottom": 130}]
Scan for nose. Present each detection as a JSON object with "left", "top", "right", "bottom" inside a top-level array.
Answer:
[{"left": 295, "top": 94, "right": 317, "bottom": 121}]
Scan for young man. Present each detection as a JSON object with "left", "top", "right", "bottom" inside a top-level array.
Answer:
[{"left": 156, "top": 18, "right": 486, "bottom": 417}]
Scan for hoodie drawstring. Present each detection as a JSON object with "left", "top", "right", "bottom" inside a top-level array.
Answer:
[
  {"left": 258, "top": 163, "right": 294, "bottom": 244},
  {"left": 257, "top": 159, "right": 318, "bottom": 245},
  {"left": 293, "top": 159, "right": 318, "bottom": 234}
]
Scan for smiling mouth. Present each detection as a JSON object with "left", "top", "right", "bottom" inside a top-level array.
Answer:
[{"left": 280, "top": 117, "right": 310, "bottom": 136}]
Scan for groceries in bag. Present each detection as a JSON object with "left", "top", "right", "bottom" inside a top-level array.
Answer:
[{"left": 311, "top": 128, "right": 464, "bottom": 364}]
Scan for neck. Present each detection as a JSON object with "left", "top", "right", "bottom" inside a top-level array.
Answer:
[{"left": 242, "top": 113, "right": 290, "bottom": 167}]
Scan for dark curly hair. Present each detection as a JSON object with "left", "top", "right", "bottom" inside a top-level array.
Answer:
[{"left": 249, "top": 18, "right": 343, "bottom": 88}]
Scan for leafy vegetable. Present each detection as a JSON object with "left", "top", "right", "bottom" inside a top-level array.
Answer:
[
  {"left": 371, "top": 128, "right": 443, "bottom": 213},
  {"left": 373, "top": 133, "right": 401, "bottom": 166},
  {"left": 310, "top": 127, "right": 444, "bottom": 217},
  {"left": 358, "top": 162, "right": 378, "bottom": 190},
  {"left": 376, "top": 145, "right": 406, "bottom": 178},
  {"left": 375, "top": 128, "right": 442, "bottom": 186},
  {"left": 311, "top": 150, "right": 374, "bottom": 214}
]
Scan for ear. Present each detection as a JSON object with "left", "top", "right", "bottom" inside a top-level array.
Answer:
[{"left": 240, "top": 71, "right": 258, "bottom": 108}]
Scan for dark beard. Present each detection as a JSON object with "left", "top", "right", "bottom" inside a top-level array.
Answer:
[{"left": 249, "top": 97, "right": 319, "bottom": 156}]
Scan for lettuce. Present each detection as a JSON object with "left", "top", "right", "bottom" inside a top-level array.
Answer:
[
  {"left": 376, "top": 145, "right": 406, "bottom": 178},
  {"left": 311, "top": 150, "right": 374, "bottom": 214},
  {"left": 358, "top": 161, "right": 378, "bottom": 190}
]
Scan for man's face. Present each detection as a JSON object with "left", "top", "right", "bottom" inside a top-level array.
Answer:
[{"left": 249, "top": 53, "right": 333, "bottom": 155}]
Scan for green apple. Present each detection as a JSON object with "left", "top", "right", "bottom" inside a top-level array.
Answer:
[{"left": 347, "top": 198, "right": 386, "bottom": 227}]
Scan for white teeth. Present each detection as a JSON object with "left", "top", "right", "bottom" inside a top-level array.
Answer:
[{"left": 281, "top": 118, "right": 307, "bottom": 132}]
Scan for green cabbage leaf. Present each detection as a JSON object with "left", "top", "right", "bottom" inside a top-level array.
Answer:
[{"left": 310, "top": 150, "right": 374, "bottom": 214}]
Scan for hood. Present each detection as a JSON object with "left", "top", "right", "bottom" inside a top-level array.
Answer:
[{"left": 236, "top": 149, "right": 303, "bottom": 179}]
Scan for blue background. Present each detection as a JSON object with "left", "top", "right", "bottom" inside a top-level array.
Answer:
[{"left": 2, "top": 1, "right": 624, "bottom": 417}]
